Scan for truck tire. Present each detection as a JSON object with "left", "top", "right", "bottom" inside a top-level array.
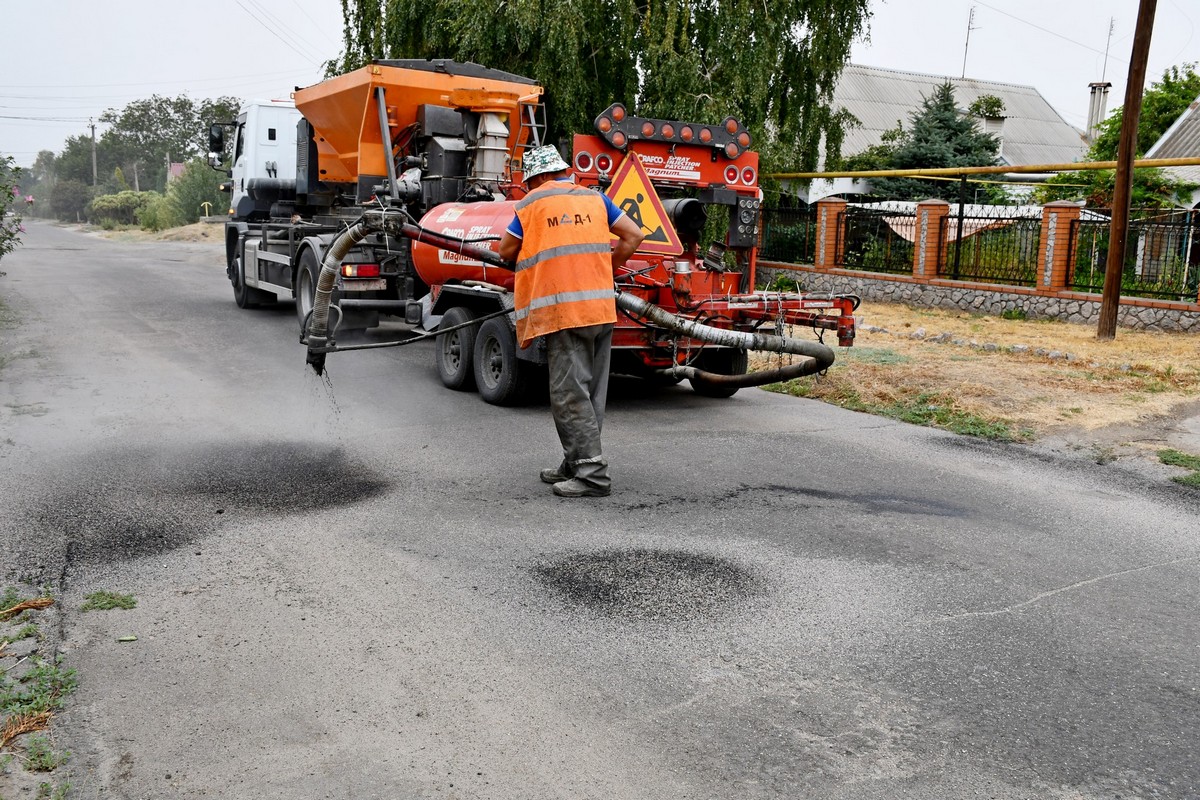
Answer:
[
  {"left": 295, "top": 249, "right": 377, "bottom": 333},
  {"left": 473, "top": 317, "right": 529, "bottom": 406},
  {"left": 295, "top": 249, "right": 321, "bottom": 330},
  {"left": 689, "top": 348, "right": 749, "bottom": 398},
  {"left": 435, "top": 306, "right": 478, "bottom": 391},
  {"left": 231, "top": 255, "right": 275, "bottom": 309}
]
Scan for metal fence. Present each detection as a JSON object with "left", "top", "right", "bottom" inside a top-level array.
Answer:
[
  {"left": 759, "top": 201, "right": 1200, "bottom": 303},
  {"left": 759, "top": 206, "right": 817, "bottom": 265},
  {"left": 941, "top": 207, "right": 1042, "bottom": 286},
  {"left": 1069, "top": 208, "right": 1200, "bottom": 302},
  {"left": 839, "top": 204, "right": 914, "bottom": 274}
]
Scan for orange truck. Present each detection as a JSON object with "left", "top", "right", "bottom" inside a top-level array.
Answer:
[{"left": 209, "top": 59, "right": 856, "bottom": 404}]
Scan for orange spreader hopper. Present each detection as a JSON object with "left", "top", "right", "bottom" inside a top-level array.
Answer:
[{"left": 293, "top": 61, "right": 544, "bottom": 185}]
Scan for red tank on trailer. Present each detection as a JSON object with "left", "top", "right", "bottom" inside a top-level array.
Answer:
[{"left": 412, "top": 202, "right": 517, "bottom": 291}]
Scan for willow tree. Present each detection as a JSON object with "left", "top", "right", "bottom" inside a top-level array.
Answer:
[{"left": 330, "top": 0, "right": 871, "bottom": 173}]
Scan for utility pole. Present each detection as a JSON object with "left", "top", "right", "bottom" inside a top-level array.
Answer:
[
  {"left": 1097, "top": 0, "right": 1157, "bottom": 340},
  {"left": 89, "top": 118, "right": 98, "bottom": 187},
  {"left": 962, "top": 6, "right": 978, "bottom": 79},
  {"left": 1102, "top": 16, "right": 1116, "bottom": 82}
]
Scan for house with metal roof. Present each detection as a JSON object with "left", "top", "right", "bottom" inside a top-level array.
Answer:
[
  {"left": 1145, "top": 93, "right": 1200, "bottom": 208},
  {"left": 803, "top": 64, "right": 1089, "bottom": 201}
]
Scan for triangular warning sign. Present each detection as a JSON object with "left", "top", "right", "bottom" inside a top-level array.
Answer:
[{"left": 605, "top": 154, "right": 683, "bottom": 256}]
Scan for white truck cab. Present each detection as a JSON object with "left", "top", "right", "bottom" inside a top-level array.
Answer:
[{"left": 211, "top": 99, "right": 301, "bottom": 220}]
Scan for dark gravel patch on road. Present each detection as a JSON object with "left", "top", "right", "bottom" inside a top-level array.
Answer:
[
  {"left": 532, "top": 548, "right": 762, "bottom": 621},
  {"left": 17, "top": 441, "right": 391, "bottom": 569}
]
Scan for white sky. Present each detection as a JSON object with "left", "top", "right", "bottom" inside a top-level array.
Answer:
[{"left": 2, "top": 0, "right": 1197, "bottom": 169}]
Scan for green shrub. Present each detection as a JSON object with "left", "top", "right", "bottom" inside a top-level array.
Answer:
[
  {"left": 88, "top": 190, "right": 153, "bottom": 226},
  {"left": 165, "top": 159, "right": 226, "bottom": 224},
  {"left": 137, "top": 192, "right": 181, "bottom": 231}
]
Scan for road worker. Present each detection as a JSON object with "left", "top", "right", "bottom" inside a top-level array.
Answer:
[{"left": 498, "top": 145, "right": 645, "bottom": 498}]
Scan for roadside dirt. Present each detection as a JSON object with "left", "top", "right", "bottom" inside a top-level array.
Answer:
[
  {"left": 754, "top": 301, "right": 1200, "bottom": 463},
  {"left": 94, "top": 221, "right": 221, "bottom": 243}
]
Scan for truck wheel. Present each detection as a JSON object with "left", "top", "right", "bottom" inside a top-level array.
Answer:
[
  {"left": 690, "top": 349, "right": 748, "bottom": 399},
  {"left": 231, "top": 256, "right": 275, "bottom": 309},
  {"left": 296, "top": 249, "right": 376, "bottom": 333},
  {"left": 295, "top": 249, "right": 320, "bottom": 330},
  {"left": 473, "top": 317, "right": 528, "bottom": 406},
  {"left": 435, "top": 306, "right": 478, "bottom": 391}
]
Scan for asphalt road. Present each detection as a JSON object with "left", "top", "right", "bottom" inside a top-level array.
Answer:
[{"left": 2, "top": 220, "right": 1199, "bottom": 799}]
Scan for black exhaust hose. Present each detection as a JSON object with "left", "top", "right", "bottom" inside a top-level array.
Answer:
[{"left": 660, "top": 359, "right": 831, "bottom": 390}]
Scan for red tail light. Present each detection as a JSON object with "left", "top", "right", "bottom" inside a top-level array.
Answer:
[{"left": 341, "top": 263, "right": 381, "bottom": 278}]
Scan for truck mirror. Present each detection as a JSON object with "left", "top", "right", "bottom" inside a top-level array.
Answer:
[{"left": 208, "top": 124, "right": 226, "bottom": 154}]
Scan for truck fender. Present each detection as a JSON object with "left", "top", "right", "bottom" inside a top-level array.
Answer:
[{"left": 224, "top": 221, "right": 250, "bottom": 279}]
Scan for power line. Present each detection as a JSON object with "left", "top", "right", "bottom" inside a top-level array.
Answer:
[
  {"left": 0, "top": 114, "right": 91, "bottom": 122},
  {"left": 244, "top": 0, "right": 331, "bottom": 63},
  {"left": 973, "top": 0, "right": 1129, "bottom": 65},
  {"left": 234, "top": 0, "right": 324, "bottom": 66},
  {"left": 0, "top": 69, "right": 302, "bottom": 91}
]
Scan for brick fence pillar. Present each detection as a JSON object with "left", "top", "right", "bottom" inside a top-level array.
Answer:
[
  {"left": 814, "top": 197, "right": 847, "bottom": 270},
  {"left": 1037, "top": 201, "right": 1082, "bottom": 293},
  {"left": 913, "top": 199, "right": 951, "bottom": 278}
]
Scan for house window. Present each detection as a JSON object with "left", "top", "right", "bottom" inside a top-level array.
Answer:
[{"left": 268, "top": 128, "right": 277, "bottom": 141}]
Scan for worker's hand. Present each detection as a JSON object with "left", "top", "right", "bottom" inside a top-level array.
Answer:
[
  {"left": 498, "top": 231, "right": 521, "bottom": 264},
  {"left": 610, "top": 214, "right": 645, "bottom": 268}
]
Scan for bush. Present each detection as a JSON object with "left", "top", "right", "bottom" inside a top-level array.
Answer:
[
  {"left": 165, "top": 159, "right": 226, "bottom": 224},
  {"left": 1, "top": 156, "right": 25, "bottom": 264},
  {"left": 136, "top": 192, "right": 181, "bottom": 231},
  {"left": 88, "top": 190, "right": 153, "bottom": 227}
]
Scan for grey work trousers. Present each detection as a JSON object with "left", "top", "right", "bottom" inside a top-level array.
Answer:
[{"left": 545, "top": 323, "right": 613, "bottom": 489}]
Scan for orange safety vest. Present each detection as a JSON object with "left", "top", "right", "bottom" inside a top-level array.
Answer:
[{"left": 512, "top": 183, "right": 616, "bottom": 347}]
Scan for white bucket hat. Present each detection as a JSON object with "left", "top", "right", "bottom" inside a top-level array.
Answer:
[{"left": 521, "top": 145, "right": 570, "bottom": 181}]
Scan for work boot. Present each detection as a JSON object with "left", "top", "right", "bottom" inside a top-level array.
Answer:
[
  {"left": 552, "top": 478, "right": 611, "bottom": 498},
  {"left": 540, "top": 461, "right": 573, "bottom": 484}
]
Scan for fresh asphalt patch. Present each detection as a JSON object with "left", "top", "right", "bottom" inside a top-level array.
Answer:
[
  {"left": 531, "top": 548, "right": 763, "bottom": 621},
  {"left": 13, "top": 441, "right": 391, "bottom": 573}
]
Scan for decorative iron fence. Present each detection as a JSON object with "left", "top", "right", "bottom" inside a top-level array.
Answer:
[
  {"left": 759, "top": 206, "right": 817, "bottom": 265},
  {"left": 1069, "top": 208, "right": 1200, "bottom": 302},
  {"left": 758, "top": 200, "right": 1200, "bottom": 304},
  {"left": 941, "top": 207, "right": 1041, "bottom": 286},
  {"left": 839, "top": 204, "right": 914, "bottom": 274}
]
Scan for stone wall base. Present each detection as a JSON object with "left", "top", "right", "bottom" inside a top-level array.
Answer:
[{"left": 759, "top": 264, "right": 1200, "bottom": 333}]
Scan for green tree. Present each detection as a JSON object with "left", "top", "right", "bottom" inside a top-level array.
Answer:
[
  {"left": 331, "top": 0, "right": 872, "bottom": 173},
  {"left": 99, "top": 94, "right": 240, "bottom": 191},
  {"left": 165, "top": 159, "right": 227, "bottom": 225},
  {"left": 859, "top": 82, "right": 1001, "bottom": 201},
  {"left": 1036, "top": 63, "right": 1199, "bottom": 208},
  {"left": 49, "top": 180, "right": 94, "bottom": 222},
  {"left": 1, "top": 156, "right": 26, "bottom": 264}
]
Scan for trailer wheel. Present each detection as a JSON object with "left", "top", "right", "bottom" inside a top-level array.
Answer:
[
  {"left": 473, "top": 317, "right": 528, "bottom": 406},
  {"left": 231, "top": 256, "right": 275, "bottom": 309},
  {"left": 690, "top": 349, "right": 749, "bottom": 398},
  {"left": 435, "top": 306, "right": 478, "bottom": 391}
]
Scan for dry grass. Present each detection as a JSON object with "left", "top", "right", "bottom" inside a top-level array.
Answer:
[
  {"left": 95, "top": 221, "right": 221, "bottom": 243},
  {"left": 755, "top": 301, "right": 1200, "bottom": 440},
  {"left": 0, "top": 711, "right": 52, "bottom": 750},
  {"left": 0, "top": 598, "right": 53, "bottom": 622}
]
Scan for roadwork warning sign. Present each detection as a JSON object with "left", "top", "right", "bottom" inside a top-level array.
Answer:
[{"left": 605, "top": 154, "right": 683, "bottom": 256}]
